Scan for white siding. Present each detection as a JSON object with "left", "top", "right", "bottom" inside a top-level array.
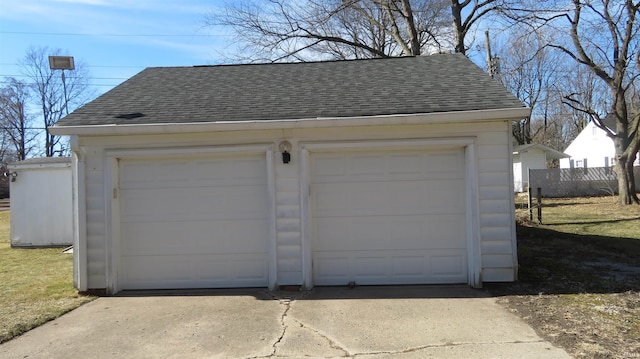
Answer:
[
  {"left": 475, "top": 129, "right": 515, "bottom": 281},
  {"left": 76, "top": 119, "right": 516, "bottom": 291},
  {"left": 274, "top": 148, "right": 303, "bottom": 285}
]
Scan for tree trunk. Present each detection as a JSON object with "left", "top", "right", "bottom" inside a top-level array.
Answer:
[
  {"left": 614, "top": 152, "right": 640, "bottom": 205},
  {"left": 45, "top": 129, "right": 54, "bottom": 157},
  {"left": 616, "top": 160, "right": 632, "bottom": 205},
  {"left": 627, "top": 159, "right": 638, "bottom": 202},
  {"left": 399, "top": 0, "right": 421, "bottom": 55},
  {"left": 450, "top": 1, "right": 465, "bottom": 54}
]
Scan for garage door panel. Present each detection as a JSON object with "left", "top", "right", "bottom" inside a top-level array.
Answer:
[
  {"left": 432, "top": 255, "right": 466, "bottom": 276},
  {"left": 118, "top": 152, "right": 269, "bottom": 290},
  {"left": 312, "top": 150, "right": 465, "bottom": 183},
  {"left": 313, "top": 179, "right": 465, "bottom": 217},
  {"left": 120, "top": 156, "right": 265, "bottom": 189},
  {"left": 121, "top": 219, "right": 269, "bottom": 256},
  {"left": 311, "top": 147, "right": 468, "bottom": 286},
  {"left": 121, "top": 253, "right": 268, "bottom": 290},
  {"left": 120, "top": 185, "right": 267, "bottom": 222},
  {"left": 313, "top": 250, "right": 467, "bottom": 285},
  {"left": 313, "top": 215, "right": 465, "bottom": 251}
]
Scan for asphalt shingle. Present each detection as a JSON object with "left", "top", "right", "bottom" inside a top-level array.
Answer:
[{"left": 56, "top": 54, "right": 525, "bottom": 127}]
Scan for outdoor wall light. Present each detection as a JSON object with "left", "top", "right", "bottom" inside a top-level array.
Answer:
[
  {"left": 279, "top": 141, "right": 292, "bottom": 164},
  {"left": 4, "top": 171, "right": 17, "bottom": 182}
]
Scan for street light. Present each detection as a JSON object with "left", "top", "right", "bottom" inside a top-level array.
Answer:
[{"left": 48, "top": 55, "right": 75, "bottom": 115}]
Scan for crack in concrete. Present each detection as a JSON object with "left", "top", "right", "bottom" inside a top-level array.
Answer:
[
  {"left": 255, "top": 290, "right": 355, "bottom": 358},
  {"left": 271, "top": 298, "right": 292, "bottom": 356},
  {"left": 289, "top": 317, "right": 352, "bottom": 357},
  {"left": 350, "top": 339, "right": 551, "bottom": 357},
  {"left": 255, "top": 291, "right": 550, "bottom": 358},
  {"left": 258, "top": 290, "right": 294, "bottom": 358}
]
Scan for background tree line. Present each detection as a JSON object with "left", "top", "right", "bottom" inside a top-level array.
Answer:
[
  {"left": 2, "top": 1, "right": 637, "bottom": 203},
  {"left": 209, "top": 0, "right": 639, "bottom": 203},
  {"left": 0, "top": 46, "right": 93, "bottom": 163}
]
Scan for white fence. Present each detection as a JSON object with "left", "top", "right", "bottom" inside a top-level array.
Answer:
[{"left": 529, "top": 166, "right": 640, "bottom": 197}]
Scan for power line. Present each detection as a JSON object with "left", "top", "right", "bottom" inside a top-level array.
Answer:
[
  {"left": 0, "top": 74, "right": 129, "bottom": 80},
  {"left": 0, "top": 31, "right": 227, "bottom": 37},
  {"left": 0, "top": 127, "right": 48, "bottom": 130},
  {"left": 0, "top": 62, "right": 146, "bottom": 69},
  {"left": 0, "top": 81, "right": 121, "bottom": 87}
]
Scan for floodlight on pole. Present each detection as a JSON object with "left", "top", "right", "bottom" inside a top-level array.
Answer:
[{"left": 48, "top": 56, "right": 75, "bottom": 116}]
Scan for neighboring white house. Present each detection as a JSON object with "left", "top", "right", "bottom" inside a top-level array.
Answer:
[
  {"left": 8, "top": 157, "right": 73, "bottom": 247},
  {"left": 51, "top": 54, "right": 529, "bottom": 294},
  {"left": 513, "top": 143, "right": 569, "bottom": 192},
  {"left": 560, "top": 119, "right": 640, "bottom": 169}
]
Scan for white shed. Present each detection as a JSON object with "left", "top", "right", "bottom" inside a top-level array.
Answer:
[
  {"left": 51, "top": 54, "right": 529, "bottom": 294},
  {"left": 513, "top": 144, "right": 569, "bottom": 192},
  {"left": 8, "top": 157, "right": 73, "bottom": 247}
]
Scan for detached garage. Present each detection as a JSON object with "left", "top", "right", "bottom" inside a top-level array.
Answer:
[{"left": 51, "top": 54, "right": 528, "bottom": 294}]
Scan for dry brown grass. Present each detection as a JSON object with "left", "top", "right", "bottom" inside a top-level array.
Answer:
[
  {"left": 0, "top": 211, "right": 95, "bottom": 343},
  {"left": 489, "top": 196, "right": 640, "bottom": 358}
]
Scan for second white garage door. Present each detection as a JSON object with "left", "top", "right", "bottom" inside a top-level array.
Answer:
[
  {"left": 118, "top": 152, "right": 270, "bottom": 290},
  {"left": 310, "top": 148, "right": 468, "bottom": 286}
]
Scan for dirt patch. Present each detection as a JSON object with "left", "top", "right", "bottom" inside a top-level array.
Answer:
[
  {"left": 486, "top": 198, "right": 640, "bottom": 358},
  {"left": 497, "top": 292, "right": 639, "bottom": 358}
]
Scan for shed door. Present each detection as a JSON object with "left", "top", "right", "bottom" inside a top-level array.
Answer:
[
  {"left": 118, "top": 152, "right": 269, "bottom": 290},
  {"left": 310, "top": 148, "right": 467, "bottom": 285}
]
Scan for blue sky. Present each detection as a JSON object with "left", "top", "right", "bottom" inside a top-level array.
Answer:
[{"left": 0, "top": 0, "right": 231, "bottom": 95}]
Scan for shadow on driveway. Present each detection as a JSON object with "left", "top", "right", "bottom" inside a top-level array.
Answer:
[{"left": 115, "top": 284, "right": 487, "bottom": 300}]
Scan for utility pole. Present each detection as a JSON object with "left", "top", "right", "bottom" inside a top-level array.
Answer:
[
  {"left": 48, "top": 55, "right": 75, "bottom": 157},
  {"left": 485, "top": 30, "right": 494, "bottom": 78},
  {"left": 48, "top": 56, "right": 75, "bottom": 115}
]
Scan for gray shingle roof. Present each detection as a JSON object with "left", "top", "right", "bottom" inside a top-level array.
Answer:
[{"left": 57, "top": 54, "right": 525, "bottom": 127}]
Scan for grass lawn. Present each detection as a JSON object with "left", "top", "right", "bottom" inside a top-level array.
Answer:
[
  {"left": 489, "top": 195, "right": 640, "bottom": 358},
  {"left": 517, "top": 195, "right": 640, "bottom": 240},
  {"left": 0, "top": 211, "right": 95, "bottom": 344}
]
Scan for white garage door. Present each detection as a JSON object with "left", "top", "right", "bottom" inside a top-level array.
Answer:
[
  {"left": 118, "top": 152, "right": 270, "bottom": 290},
  {"left": 310, "top": 148, "right": 467, "bottom": 286}
]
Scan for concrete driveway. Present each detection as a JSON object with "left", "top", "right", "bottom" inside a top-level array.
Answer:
[{"left": 0, "top": 286, "right": 570, "bottom": 358}]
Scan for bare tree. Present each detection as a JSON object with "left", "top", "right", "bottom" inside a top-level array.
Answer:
[
  {"left": 541, "top": 0, "right": 640, "bottom": 205},
  {"left": 209, "top": 0, "right": 519, "bottom": 60},
  {"left": 555, "top": 64, "right": 611, "bottom": 138},
  {"left": 20, "top": 46, "right": 93, "bottom": 157},
  {"left": 504, "top": 0, "right": 640, "bottom": 204},
  {"left": 494, "top": 27, "right": 560, "bottom": 145},
  {"left": 0, "top": 127, "right": 17, "bottom": 164},
  {"left": 449, "top": 0, "right": 508, "bottom": 54},
  {"left": 208, "top": 0, "right": 452, "bottom": 61},
  {"left": 0, "top": 78, "right": 38, "bottom": 160}
]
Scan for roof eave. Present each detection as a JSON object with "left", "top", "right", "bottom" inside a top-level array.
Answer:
[
  {"left": 512, "top": 144, "right": 570, "bottom": 159},
  {"left": 50, "top": 107, "right": 531, "bottom": 136},
  {"left": 546, "top": 150, "right": 571, "bottom": 159}
]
